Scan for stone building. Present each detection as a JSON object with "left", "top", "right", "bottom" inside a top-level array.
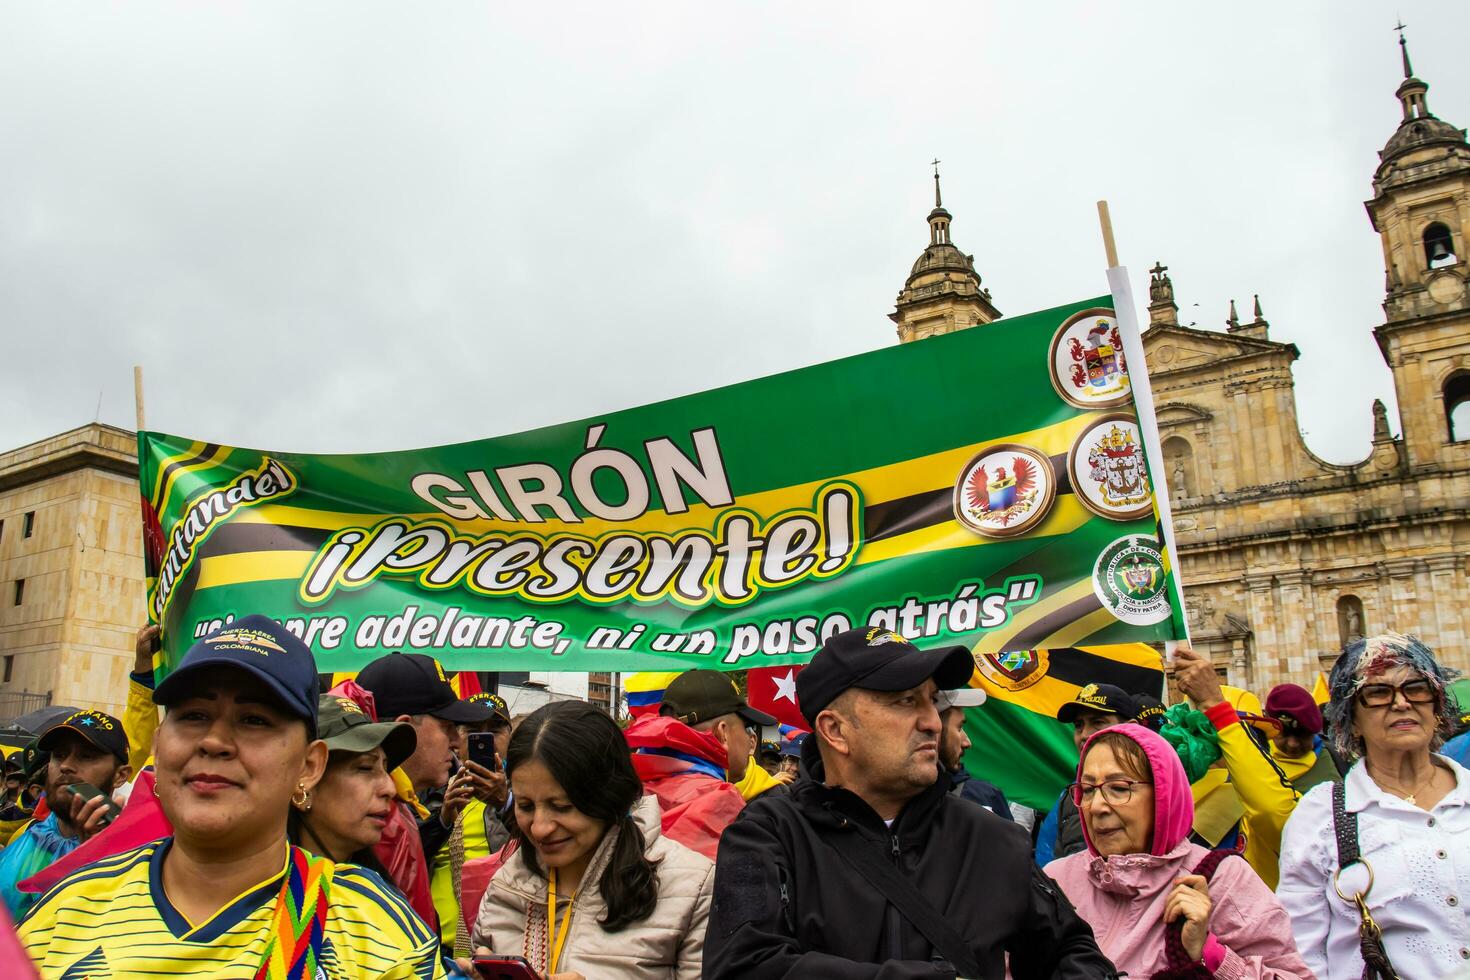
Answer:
[
  {"left": 894, "top": 41, "right": 1470, "bottom": 689},
  {"left": 0, "top": 424, "right": 145, "bottom": 719}
]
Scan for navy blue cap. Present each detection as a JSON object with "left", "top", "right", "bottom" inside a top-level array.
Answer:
[
  {"left": 796, "top": 627, "right": 974, "bottom": 726},
  {"left": 154, "top": 615, "right": 320, "bottom": 733},
  {"left": 779, "top": 732, "right": 808, "bottom": 758}
]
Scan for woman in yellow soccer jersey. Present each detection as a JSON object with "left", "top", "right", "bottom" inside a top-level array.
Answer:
[{"left": 17, "top": 615, "right": 445, "bottom": 980}]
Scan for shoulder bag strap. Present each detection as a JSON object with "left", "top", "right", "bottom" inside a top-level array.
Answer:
[
  {"left": 1152, "top": 849, "right": 1238, "bottom": 980},
  {"left": 1332, "top": 781, "right": 1400, "bottom": 980},
  {"left": 820, "top": 827, "right": 982, "bottom": 976}
]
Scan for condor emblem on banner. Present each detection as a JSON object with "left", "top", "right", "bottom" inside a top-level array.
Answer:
[
  {"left": 975, "top": 648, "right": 1049, "bottom": 692},
  {"left": 1049, "top": 308, "right": 1132, "bottom": 409},
  {"left": 1069, "top": 415, "right": 1153, "bottom": 521},
  {"left": 953, "top": 443, "right": 1056, "bottom": 538}
]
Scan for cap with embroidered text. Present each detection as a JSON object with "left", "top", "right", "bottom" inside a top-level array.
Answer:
[
  {"left": 154, "top": 615, "right": 320, "bottom": 733},
  {"left": 795, "top": 628, "right": 974, "bottom": 726}
]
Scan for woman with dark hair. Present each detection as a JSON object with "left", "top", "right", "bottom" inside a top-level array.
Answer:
[
  {"left": 1278, "top": 632, "right": 1470, "bottom": 979},
  {"left": 290, "top": 694, "right": 417, "bottom": 880},
  {"left": 467, "top": 699, "right": 713, "bottom": 979}
]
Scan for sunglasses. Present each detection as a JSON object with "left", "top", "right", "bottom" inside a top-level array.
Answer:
[{"left": 1355, "top": 678, "right": 1436, "bottom": 708}]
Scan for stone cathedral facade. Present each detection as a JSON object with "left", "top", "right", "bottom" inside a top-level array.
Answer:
[{"left": 893, "top": 46, "right": 1470, "bottom": 690}]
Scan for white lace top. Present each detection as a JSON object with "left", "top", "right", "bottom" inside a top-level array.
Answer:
[{"left": 1277, "top": 754, "right": 1470, "bottom": 980}]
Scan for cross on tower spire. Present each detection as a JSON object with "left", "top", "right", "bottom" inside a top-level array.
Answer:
[
  {"left": 1395, "top": 20, "right": 1413, "bottom": 79},
  {"left": 932, "top": 158, "right": 942, "bottom": 208}
]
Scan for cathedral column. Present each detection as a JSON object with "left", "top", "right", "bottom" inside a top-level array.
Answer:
[
  {"left": 1274, "top": 571, "right": 1313, "bottom": 681},
  {"left": 1243, "top": 573, "right": 1279, "bottom": 685},
  {"left": 1380, "top": 558, "right": 1423, "bottom": 637},
  {"left": 1426, "top": 555, "right": 1464, "bottom": 655}
]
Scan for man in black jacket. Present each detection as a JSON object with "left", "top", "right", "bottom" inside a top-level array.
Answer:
[{"left": 704, "top": 628, "right": 1117, "bottom": 980}]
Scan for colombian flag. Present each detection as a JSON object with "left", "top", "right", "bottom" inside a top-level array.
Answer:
[{"left": 624, "top": 672, "right": 682, "bottom": 718}]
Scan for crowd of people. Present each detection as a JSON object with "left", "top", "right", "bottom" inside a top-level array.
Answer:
[{"left": 0, "top": 615, "right": 1466, "bottom": 979}]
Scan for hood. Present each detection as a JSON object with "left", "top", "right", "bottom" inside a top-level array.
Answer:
[
  {"left": 1078, "top": 722, "right": 1192, "bottom": 857},
  {"left": 623, "top": 713, "right": 729, "bottom": 777}
]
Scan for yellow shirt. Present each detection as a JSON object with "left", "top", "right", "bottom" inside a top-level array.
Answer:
[{"left": 18, "top": 839, "right": 445, "bottom": 979}]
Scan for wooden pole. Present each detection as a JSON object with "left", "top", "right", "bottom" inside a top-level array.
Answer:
[
  {"left": 133, "top": 365, "right": 146, "bottom": 431},
  {"left": 1097, "top": 200, "right": 1119, "bottom": 269},
  {"left": 1095, "top": 200, "right": 1190, "bottom": 659}
]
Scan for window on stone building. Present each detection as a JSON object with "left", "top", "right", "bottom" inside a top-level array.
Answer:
[
  {"left": 2, "top": 656, "right": 11, "bottom": 683},
  {"left": 1161, "top": 436, "right": 1196, "bottom": 501},
  {"left": 12, "top": 580, "right": 22, "bottom": 606},
  {"left": 1446, "top": 372, "right": 1470, "bottom": 443},
  {"left": 22, "top": 512, "right": 34, "bottom": 538},
  {"left": 1337, "top": 594, "right": 1365, "bottom": 649},
  {"left": 1424, "top": 222, "right": 1457, "bottom": 269}
]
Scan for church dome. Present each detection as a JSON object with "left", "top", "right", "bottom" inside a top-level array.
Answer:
[
  {"left": 908, "top": 240, "right": 976, "bottom": 280},
  {"left": 1381, "top": 110, "right": 1466, "bottom": 162}
]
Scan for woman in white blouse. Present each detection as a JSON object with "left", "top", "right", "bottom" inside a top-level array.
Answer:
[{"left": 1278, "top": 632, "right": 1470, "bottom": 980}]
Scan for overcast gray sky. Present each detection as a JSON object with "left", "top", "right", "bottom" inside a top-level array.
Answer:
[{"left": 3, "top": 1, "right": 1466, "bottom": 464}]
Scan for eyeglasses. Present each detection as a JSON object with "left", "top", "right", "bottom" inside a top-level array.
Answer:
[
  {"left": 1355, "top": 679, "right": 1436, "bottom": 708},
  {"left": 1068, "top": 779, "right": 1151, "bottom": 806}
]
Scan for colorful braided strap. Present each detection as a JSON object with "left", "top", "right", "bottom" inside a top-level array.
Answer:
[{"left": 255, "top": 846, "right": 334, "bottom": 980}]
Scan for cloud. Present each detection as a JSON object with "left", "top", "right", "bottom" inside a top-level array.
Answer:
[{"left": 2, "top": 0, "right": 1465, "bottom": 463}]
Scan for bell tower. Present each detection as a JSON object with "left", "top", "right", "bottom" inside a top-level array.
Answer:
[
  {"left": 1364, "top": 27, "right": 1470, "bottom": 468},
  {"left": 891, "top": 164, "right": 1001, "bottom": 343}
]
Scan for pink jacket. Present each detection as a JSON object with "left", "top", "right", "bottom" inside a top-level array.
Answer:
[{"left": 1044, "top": 723, "right": 1314, "bottom": 980}]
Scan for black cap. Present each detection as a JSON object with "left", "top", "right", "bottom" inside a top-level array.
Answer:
[
  {"left": 317, "top": 696, "right": 417, "bottom": 771},
  {"left": 1132, "top": 694, "right": 1166, "bottom": 732},
  {"left": 20, "top": 742, "right": 47, "bottom": 781},
  {"left": 37, "top": 709, "right": 129, "bottom": 764},
  {"left": 466, "top": 692, "right": 511, "bottom": 727},
  {"left": 1056, "top": 683, "right": 1137, "bottom": 724},
  {"left": 356, "top": 653, "right": 494, "bottom": 724},
  {"left": 795, "top": 628, "right": 974, "bottom": 726},
  {"left": 155, "top": 616, "right": 320, "bottom": 733},
  {"left": 661, "top": 670, "right": 777, "bottom": 728}
]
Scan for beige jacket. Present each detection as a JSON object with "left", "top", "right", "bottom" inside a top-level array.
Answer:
[{"left": 471, "top": 796, "right": 713, "bottom": 979}]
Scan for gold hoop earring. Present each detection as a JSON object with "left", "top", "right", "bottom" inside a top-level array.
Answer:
[{"left": 291, "top": 782, "right": 312, "bottom": 811}]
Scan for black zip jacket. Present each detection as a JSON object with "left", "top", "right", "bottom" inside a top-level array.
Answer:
[{"left": 704, "top": 747, "right": 1118, "bottom": 980}]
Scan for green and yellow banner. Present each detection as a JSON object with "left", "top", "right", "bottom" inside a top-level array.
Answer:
[{"left": 139, "top": 296, "right": 1185, "bottom": 711}]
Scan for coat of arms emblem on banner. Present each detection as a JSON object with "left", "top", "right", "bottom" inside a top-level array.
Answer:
[
  {"left": 1049, "top": 308, "right": 1132, "bottom": 409},
  {"left": 1092, "top": 535, "right": 1172, "bottom": 626},
  {"left": 975, "top": 648, "right": 1049, "bottom": 692},
  {"left": 1069, "top": 415, "right": 1153, "bottom": 521},
  {"left": 953, "top": 443, "right": 1057, "bottom": 538}
]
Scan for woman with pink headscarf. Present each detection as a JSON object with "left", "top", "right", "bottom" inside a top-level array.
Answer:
[{"left": 1044, "top": 723, "right": 1312, "bottom": 979}]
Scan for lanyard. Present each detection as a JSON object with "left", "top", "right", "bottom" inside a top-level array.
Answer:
[{"left": 546, "top": 868, "right": 576, "bottom": 974}]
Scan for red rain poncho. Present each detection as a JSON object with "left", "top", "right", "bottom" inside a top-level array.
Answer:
[{"left": 623, "top": 714, "right": 745, "bottom": 861}]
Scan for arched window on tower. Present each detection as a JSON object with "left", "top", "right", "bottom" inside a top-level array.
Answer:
[
  {"left": 1161, "top": 436, "right": 1196, "bottom": 503},
  {"left": 1445, "top": 372, "right": 1470, "bottom": 443},
  {"left": 1337, "top": 595, "right": 1366, "bottom": 649},
  {"left": 1424, "top": 222, "right": 1458, "bottom": 270}
]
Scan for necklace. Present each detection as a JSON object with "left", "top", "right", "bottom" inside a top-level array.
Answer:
[{"left": 1370, "top": 762, "right": 1439, "bottom": 806}]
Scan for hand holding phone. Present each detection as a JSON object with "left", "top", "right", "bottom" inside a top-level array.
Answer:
[
  {"left": 67, "top": 782, "right": 123, "bottom": 836},
  {"left": 466, "top": 732, "right": 499, "bottom": 770}
]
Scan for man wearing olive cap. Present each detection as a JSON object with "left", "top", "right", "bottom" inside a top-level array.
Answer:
[{"left": 704, "top": 627, "right": 1115, "bottom": 980}]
